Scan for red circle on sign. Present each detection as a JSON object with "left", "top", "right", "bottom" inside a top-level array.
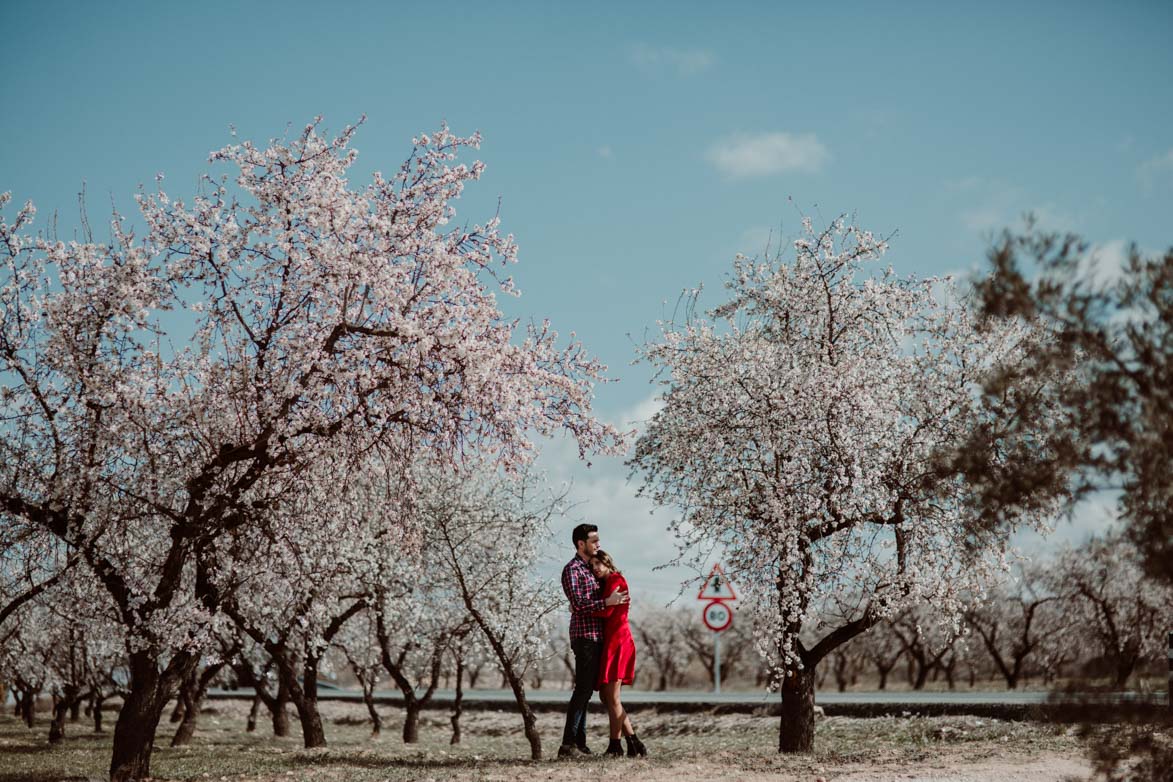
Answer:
[{"left": 702, "top": 600, "right": 733, "bottom": 632}]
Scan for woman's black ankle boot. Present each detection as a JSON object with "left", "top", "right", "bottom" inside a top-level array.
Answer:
[
  {"left": 605, "top": 738, "right": 624, "bottom": 757},
  {"left": 625, "top": 734, "right": 647, "bottom": 757}
]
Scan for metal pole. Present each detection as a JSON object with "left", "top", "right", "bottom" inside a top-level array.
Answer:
[{"left": 714, "top": 633, "right": 722, "bottom": 695}]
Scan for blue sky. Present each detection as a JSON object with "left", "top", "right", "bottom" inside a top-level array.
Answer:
[{"left": 3, "top": 0, "right": 1170, "bottom": 600}]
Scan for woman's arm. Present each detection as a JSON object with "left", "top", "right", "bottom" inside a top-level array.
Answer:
[{"left": 592, "top": 575, "right": 622, "bottom": 618}]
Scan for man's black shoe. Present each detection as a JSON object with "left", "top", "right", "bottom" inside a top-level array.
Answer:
[
  {"left": 558, "top": 743, "right": 587, "bottom": 758},
  {"left": 576, "top": 744, "right": 593, "bottom": 755}
]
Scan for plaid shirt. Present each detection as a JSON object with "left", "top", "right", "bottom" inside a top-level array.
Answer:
[{"left": 561, "top": 555, "right": 604, "bottom": 642}]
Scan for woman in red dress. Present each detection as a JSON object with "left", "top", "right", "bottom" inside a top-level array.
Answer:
[{"left": 590, "top": 550, "right": 648, "bottom": 757}]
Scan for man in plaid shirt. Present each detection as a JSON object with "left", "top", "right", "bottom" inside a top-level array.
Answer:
[{"left": 558, "top": 523, "right": 629, "bottom": 758}]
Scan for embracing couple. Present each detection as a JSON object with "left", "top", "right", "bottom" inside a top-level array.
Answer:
[{"left": 558, "top": 523, "right": 649, "bottom": 759}]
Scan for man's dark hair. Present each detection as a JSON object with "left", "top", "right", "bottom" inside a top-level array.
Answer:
[{"left": 571, "top": 523, "right": 598, "bottom": 547}]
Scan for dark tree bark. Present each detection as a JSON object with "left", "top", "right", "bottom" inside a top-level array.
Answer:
[
  {"left": 274, "top": 648, "right": 327, "bottom": 748},
  {"left": 770, "top": 551, "right": 886, "bottom": 754},
  {"left": 231, "top": 656, "right": 285, "bottom": 735},
  {"left": 226, "top": 598, "right": 363, "bottom": 748},
  {"left": 444, "top": 554, "right": 542, "bottom": 760},
  {"left": 450, "top": 654, "right": 464, "bottom": 745},
  {"left": 832, "top": 649, "right": 851, "bottom": 693},
  {"left": 272, "top": 678, "right": 290, "bottom": 737},
  {"left": 374, "top": 608, "right": 446, "bottom": 744},
  {"left": 170, "top": 659, "right": 228, "bottom": 747},
  {"left": 91, "top": 692, "right": 106, "bottom": 733},
  {"left": 109, "top": 649, "right": 198, "bottom": 782},
  {"left": 778, "top": 668, "right": 816, "bottom": 753},
  {"left": 966, "top": 594, "right": 1061, "bottom": 691},
  {"left": 17, "top": 685, "right": 37, "bottom": 727},
  {"left": 359, "top": 677, "right": 381, "bottom": 737},
  {"left": 246, "top": 693, "right": 261, "bottom": 733},
  {"left": 48, "top": 685, "right": 90, "bottom": 744}
]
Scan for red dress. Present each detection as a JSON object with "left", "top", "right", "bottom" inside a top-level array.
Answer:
[{"left": 593, "top": 573, "right": 636, "bottom": 688}]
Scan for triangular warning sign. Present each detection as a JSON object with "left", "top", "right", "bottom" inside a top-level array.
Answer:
[{"left": 697, "top": 563, "right": 737, "bottom": 601}]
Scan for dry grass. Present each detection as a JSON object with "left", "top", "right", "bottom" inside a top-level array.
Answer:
[{"left": 0, "top": 699, "right": 1091, "bottom": 781}]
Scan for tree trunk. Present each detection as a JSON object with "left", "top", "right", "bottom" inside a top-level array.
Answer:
[
  {"left": 69, "top": 698, "right": 81, "bottom": 722},
  {"left": 1112, "top": 649, "right": 1138, "bottom": 689},
  {"left": 778, "top": 667, "right": 816, "bottom": 753},
  {"left": 231, "top": 659, "right": 278, "bottom": 734},
  {"left": 170, "top": 660, "right": 225, "bottom": 747},
  {"left": 109, "top": 650, "right": 197, "bottom": 782},
  {"left": 361, "top": 680, "right": 381, "bottom": 737},
  {"left": 170, "top": 686, "right": 199, "bottom": 746},
  {"left": 48, "top": 686, "right": 87, "bottom": 744},
  {"left": 403, "top": 700, "right": 421, "bottom": 743},
  {"left": 293, "top": 689, "right": 326, "bottom": 748},
  {"left": 833, "top": 653, "right": 849, "bottom": 693},
  {"left": 48, "top": 696, "right": 69, "bottom": 744},
  {"left": 462, "top": 610, "right": 541, "bottom": 759},
  {"left": 92, "top": 694, "right": 105, "bottom": 733},
  {"left": 912, "top": 658, "right": 930, "bottom": 690},
  {"left": 272, "top": 680, "right": 290, "bottom": 737},
  {"left": 373, "top": 613, "right": 444, "bottom": 746},
  {"left": 275, "top": 650, "right": 327, "bottom": 748},
  {"left": 20, "top": 688, "right": 36, "bottom": 727},
  {"left": 246, "top": 693, "right": 261, "bottom": 733},
  {"left": 450, "top": 656, "right": 464, "bottom": 745}
]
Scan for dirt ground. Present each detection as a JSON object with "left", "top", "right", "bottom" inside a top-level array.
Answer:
[{"left": 0, "top": 698, "right": 1107, "bottom": 782}]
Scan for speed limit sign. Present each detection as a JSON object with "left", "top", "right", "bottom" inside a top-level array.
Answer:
[{"left": 702, "top": 600, "right": 733, "bottom": 632}]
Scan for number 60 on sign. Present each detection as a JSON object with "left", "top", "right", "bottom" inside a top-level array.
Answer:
[{"left": 702, "top": 600, "right": 733, "bottom": 632}]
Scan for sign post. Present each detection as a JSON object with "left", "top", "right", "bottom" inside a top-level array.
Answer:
[{"left": 698, "top": 564, "right": 737, "bottom": 694}]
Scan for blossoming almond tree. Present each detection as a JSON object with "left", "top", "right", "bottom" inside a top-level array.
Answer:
[
  {"left": 421, "top": 465, "right": 567, "bottom": 760},
  {"left": 212, "top": 453, "right": 403, "bottom": 749},
  {"left": 370, "top": 540, "right": 475, "bottom": 745},
  {"left": 0, "top": 119, "right": 620, "bottom": 781},
  {"left": 630, "top": 216, "right": 1059, "bottom": 752},
  {"left": 963, "top": 561, "right": 1070, "bottom": 690},
  {"left": 1052, "top": 532, "right": 1172, "bottom": 688}
]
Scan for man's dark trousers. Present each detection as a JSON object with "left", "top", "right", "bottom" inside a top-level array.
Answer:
[{"left": 562, "top": 638, "right": 601, "bottom": 747}]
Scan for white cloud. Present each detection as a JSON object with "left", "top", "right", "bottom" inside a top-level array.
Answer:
[
  {"left": 707, "top": 132, "right": 830, "bottom": 179},
  {"left": 597, "top": 145, "right": 613, "bottom": 159},
  {"left": 1138, "top": 148, "right": 1173, "bottom": 191},
  {"left": 952, "top": 177, "right": 1081, "bottom": 237},
  {"left": 629, "top": 43, "right": 715, "bottom": 76},
  {"left": 622, "top": 395, "right": 664, "bottom": 429},
  {"left": 1029, "top": 203, "right": 1078, "bottom": 233},
  {"left": 945, "top": 175, "right": 984, "bottom": 192},
  {"left": 960, "top": 203, "right": 1008, "bottom": 233},
  {"left": 1081, "top": 238, "right": 1131, "bottom": 288},
  {"left": 737, "top": 226, "right": 779, "bottom": 258}
]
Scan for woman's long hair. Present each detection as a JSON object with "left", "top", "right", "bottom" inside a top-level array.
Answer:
[{"left": 592, "top": 549, "right": 622, "bottom": 577}]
